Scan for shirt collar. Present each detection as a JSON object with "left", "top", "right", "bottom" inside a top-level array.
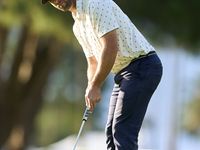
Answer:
[
  {"left": 74, "top": 0, "right": 83, "bottom": 20},
  {"left": 76, "top": 0, "right": 83, "bottom": 19}
]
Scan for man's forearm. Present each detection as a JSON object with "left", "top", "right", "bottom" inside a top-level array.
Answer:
[
  {"left": 90, "top": 48, "right": 117, "bottom": 88},
  {"left": 87, "top": 57, "right": 98, "bottom": 85}
]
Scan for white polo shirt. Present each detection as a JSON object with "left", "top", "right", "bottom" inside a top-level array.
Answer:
[{"left": 72, "top": 0, "right": 155, "bottom": 74}]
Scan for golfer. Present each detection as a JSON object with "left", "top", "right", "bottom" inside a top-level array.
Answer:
[{"left": 42, "top": 0, "right": 163, "bottom": 149}]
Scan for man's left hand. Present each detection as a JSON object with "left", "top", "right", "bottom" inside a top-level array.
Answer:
[{"left": 85, "top": 85, "right": 101, "bottom": 113}]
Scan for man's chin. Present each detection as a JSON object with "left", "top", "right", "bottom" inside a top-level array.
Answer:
[{"left": 60, "top": 2, "right": 69, "bottom": 11}]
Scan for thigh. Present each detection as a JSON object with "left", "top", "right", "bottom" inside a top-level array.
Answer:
[
  {"left": 113, "top": 55, "right": 163, "bottom": 136},
  {"left": 113, "top": 73, "right": 144, "bottom": 132},
  {"left": 112, "top": 71, "right": 144, "bottom": 150},
  {"left": 106, "top": 84, "right": 120, "bottom": 126}
]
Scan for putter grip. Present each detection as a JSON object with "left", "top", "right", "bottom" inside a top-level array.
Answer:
[{"left": 82, "top": 107, "right": 90, "bottom": 121}]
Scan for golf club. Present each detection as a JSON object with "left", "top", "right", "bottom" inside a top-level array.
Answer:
[{"left": 73, "top": 106, "right": 90, "bottom": 150}]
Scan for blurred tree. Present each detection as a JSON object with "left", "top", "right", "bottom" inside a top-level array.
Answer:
[
  {"left": 184, "top": 94, "right": 200, "bottom": 136},
  {"left": 0, "top": 0, "right": 81, "bottom": 149},
  {"left": 115, "top": 0, "right": 200, "bottom": 53},
  {"left": 0, "top": 24, "right": 62, "bottom": 149},
  {"left": 183, "top": 78, "right": 200, "bottom": 136}
]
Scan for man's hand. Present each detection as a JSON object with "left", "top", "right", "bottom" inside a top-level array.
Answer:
[{"left": 85, "top": 84, "right": 101, "bottom": 113}]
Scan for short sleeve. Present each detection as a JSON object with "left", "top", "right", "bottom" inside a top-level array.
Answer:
[
  {"left": 73, "top": 23, "right": 94, "bottom": 58},
  {"left": 89, "top": 0, "right": 119, "bottom": 38}
]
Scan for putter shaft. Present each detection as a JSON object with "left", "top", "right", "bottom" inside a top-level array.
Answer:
[
  {"left": 73, "top": 107, "right": 90, "bottom": 150},
  {"left": 73, "top": 120, "right": 85, "bottom": 150}
]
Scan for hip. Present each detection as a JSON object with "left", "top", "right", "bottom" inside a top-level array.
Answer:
[{"left": 114, "top": 52, "right": 163, "bottom": 85}]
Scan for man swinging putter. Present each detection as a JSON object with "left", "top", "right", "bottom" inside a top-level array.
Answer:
[{"left": 41, "top": 0, "right": 163, "bottom": 149}]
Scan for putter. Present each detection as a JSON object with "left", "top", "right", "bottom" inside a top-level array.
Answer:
[{"left": 73, "top": 106, "right": 90, "bottom": 150}]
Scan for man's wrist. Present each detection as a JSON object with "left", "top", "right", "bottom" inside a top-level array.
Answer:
[{"left": 89, "top": 80, "right": 101, "bottom": 89}]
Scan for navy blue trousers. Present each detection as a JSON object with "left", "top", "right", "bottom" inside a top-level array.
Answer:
[{"left": 105, "top": 53, "right": 163, "bottom": 150}]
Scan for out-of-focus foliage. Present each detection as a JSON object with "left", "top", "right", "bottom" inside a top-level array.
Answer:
[
  {"left": 183, "top": 79, "right": 200, "bottom": 136},
  {"left": 0, "top": 0, "right": 87, "bottom": 149},
  {"left": 115, "top": 0, "right": 200, "bottom": 52},
  {"left": 0, "top": 0, "right": 75, "bottom": 43},
  {"left": 184, "top": 95, "right": 200, "bottom": 135},
  {"left": 32, "top": 47, "right": 89, "bottom": 146}
]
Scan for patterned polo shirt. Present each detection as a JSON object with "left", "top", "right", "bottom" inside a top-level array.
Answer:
[{"left": 72, "top": 0, "right": 155, "bottom": 74}]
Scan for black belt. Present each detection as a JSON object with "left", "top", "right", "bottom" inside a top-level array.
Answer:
[{"left": 132, "top": 51, "right": 157, "bottom": 62}]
